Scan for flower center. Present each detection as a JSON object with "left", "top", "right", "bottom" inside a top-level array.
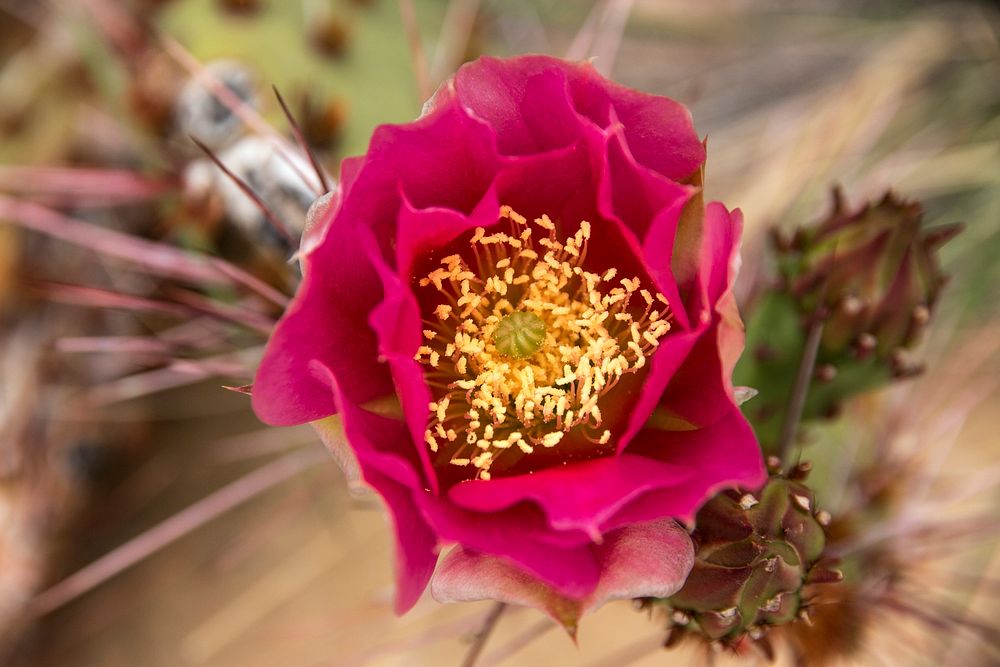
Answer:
[
  {"left": 415, "top": 206, "right": 672, "bottom": 481},
  {"left": 494, "top": 312, "right": 546, "bottom": 359}
]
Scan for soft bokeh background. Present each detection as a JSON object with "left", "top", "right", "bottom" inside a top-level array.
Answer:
[{"left": 1, "top": 1, "right": 998, "bottom": 665}]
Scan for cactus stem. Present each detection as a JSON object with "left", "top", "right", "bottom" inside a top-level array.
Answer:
[
  {"left": 778, "top": 316, "right": 825, "bottom": 465},
  {"left": 793, "top": 494, "right": 812, "bottom": 511}
]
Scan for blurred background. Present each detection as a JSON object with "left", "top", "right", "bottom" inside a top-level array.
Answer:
[{"left": 1, "top": 0, "right": 998, "bottom": 665}]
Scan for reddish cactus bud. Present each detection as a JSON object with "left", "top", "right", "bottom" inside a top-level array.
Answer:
[
  {"left": 783, "top": 188, "right": 959, "bottom": 358},
  {"left": 641, "top": 471, "right": 838, "bottom": 655}
]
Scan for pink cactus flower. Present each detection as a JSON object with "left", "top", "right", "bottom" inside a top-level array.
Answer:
[{"left": 252, "top": 55, "right": 765, "bottom": 630}]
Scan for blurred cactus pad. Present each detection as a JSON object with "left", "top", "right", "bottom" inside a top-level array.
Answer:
[{"left": 157, "top": 0, "right": 448, "bottom": 156}]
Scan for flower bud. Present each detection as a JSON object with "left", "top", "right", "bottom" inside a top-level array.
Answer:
[
  {"left": 641, "top": 470, "right": 839, "bottom": 656},
  {"left": 784, "top": 188, "right": 959, "bottom": 357},
  {"left": 735, "top": 189, "right": 960, "bottom": 452}
]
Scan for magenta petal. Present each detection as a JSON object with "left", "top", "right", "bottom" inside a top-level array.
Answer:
[
  {"left": 494, "top": 142, "right": 595, "bottom": 224},
  {"left": 604, "top": 121, "right": 694, "bottom": 244},
  {"left": 448, "top": 455, "right": 696, "bottom": 538},
  {"left": 360, "top": 98, "right": 498, "bottom": 217},
  {"left": 455, "top": 56, "right": 582, "bottom": 156},
  {"left": 567, "top": 64, "right": 705, "bottom": 181},
  {"left": 589, "top": 126, "right": 706, "bottom": 452},
  {"left": 659, "top": 202, "right": 746, "bottom": 427},
  {"left": 363, "top": 229, "right": 439, "bottom": 492},
  {"left": 587, "top": 518, "right": 694, "bottom": 609},
  {"left": 431, "top": 519, "right": 693, "bottom": 633},
  {"left": 431, "top": 547, "right": 584, "bottom": 631},
  {"left": 614, "top": 326, "right": 702, "bottom": 454},
  {"left": 366, "top": 467, "right": 439, "bottom": 614},
  {"left": 455, "top": 55, "right": 704, "bottom": 180},
  {"left": 417, "top": 495, "right": 600, "bottom": 599},
  {"left": 395, "top": 188, "right": 501, "bottom": 277},
  {"left": 252, "top": 213, "right": 392, "bottom": 426},
  {"left": 322, "top": 363, "right": 438, "bottom": 613},
  {"left": 628, "top": 403, "right": 767, "bottom": 522}
]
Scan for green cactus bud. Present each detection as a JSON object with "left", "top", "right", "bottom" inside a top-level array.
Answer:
[
  {"left": 735, "top": 189, "right": 961, "bottom": 452},
  {"left": 642, "top": 468, "right": 840, "bottom": 656},
  {"left": 784, "top": 188, "right": 959, "bottom": 357}
]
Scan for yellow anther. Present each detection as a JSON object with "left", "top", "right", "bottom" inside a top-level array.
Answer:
[{"left": 416, "top": 206, "right": 671, "bottom": 478}]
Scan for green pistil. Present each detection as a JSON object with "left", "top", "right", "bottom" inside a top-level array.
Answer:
[{"left": 494, "top": 312, "right": 546, "bottom": 359}]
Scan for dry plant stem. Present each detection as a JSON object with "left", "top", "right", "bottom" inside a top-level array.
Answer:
[
  {"left": 777, "top": 316, "right": 825, "bottom": 464},
  {"left": 398, "top": 0, "right": 432, "bottom": 103},
  {"left": 0, "top": 195, "right": 225, "bottom": 285},
  {"left": 29, "top": 449, "right": 324, "bottom": 615},
  {"left": 190, "top": 136, "right": 296, "bottom": 246},
  {"left": 430, "top": 0, "right": 480, "bottom": 84},
  {"left": 158, "top": 33, "right": 322, "bottom": 196},
  {"left": 590, "top": 0, "right": 635, "bottom": 76},
  {"left": 565, "top": 0, "right": 606, "bottom": 60},
  {"left": 272, "top": 85, "right": 332, "bottom": 194},
  {"left": 480, "top": 618, "right": 554, "bottom": 667},
  {"left": 461, "top": 602, "right": 507, "bottom": 667}
]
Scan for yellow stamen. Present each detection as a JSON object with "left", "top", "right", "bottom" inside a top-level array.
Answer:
[{"left": 418, "top": 207, "right": 672, "bottom": 479}]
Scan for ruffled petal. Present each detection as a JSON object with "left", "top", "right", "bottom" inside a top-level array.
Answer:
[
  {"left": 320, "top": 362, "right": 439, "bottom": 613},
  {"left": 431, "top": 519, "right": 693, "bottom": 634},
  {"left": 658, "top": 202, "right": 746, "bottom": 428},
  {"left": 447, "top": 455, "right": 695, "bottom": 539},
  {"left": 627, "top": 403, "right": 767, "bottom": 523},
  {"left": 251, "top": 211, "right": 392, "bottom": 426},
  {"left": 455, "top": 55, "right": 705, "bottom": 181},
  {"left": 454, "top": 56, "right": 582, "bottom": 156},
  {"left": 418, "top": 495, "right": 601, "bottom": 599}
]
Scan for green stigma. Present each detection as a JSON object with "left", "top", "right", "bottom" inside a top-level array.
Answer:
[{"left": 494, "top": 312, "right": 546, "bottom": 359}]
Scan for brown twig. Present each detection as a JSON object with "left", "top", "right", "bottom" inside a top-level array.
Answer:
[
  {"left": 777, "top": 315, "right": 825, "bottom": 464},
  {"left": 460, "top": 602, "right": 507, "bottom": 667}
]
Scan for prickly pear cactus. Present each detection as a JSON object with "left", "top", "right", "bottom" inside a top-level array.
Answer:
[
  {"left": 642, "top": 462, "right": 841, "bottom": 658},
  {"left": 736, "top": 189, "right": 961, "bottom": 452}
]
